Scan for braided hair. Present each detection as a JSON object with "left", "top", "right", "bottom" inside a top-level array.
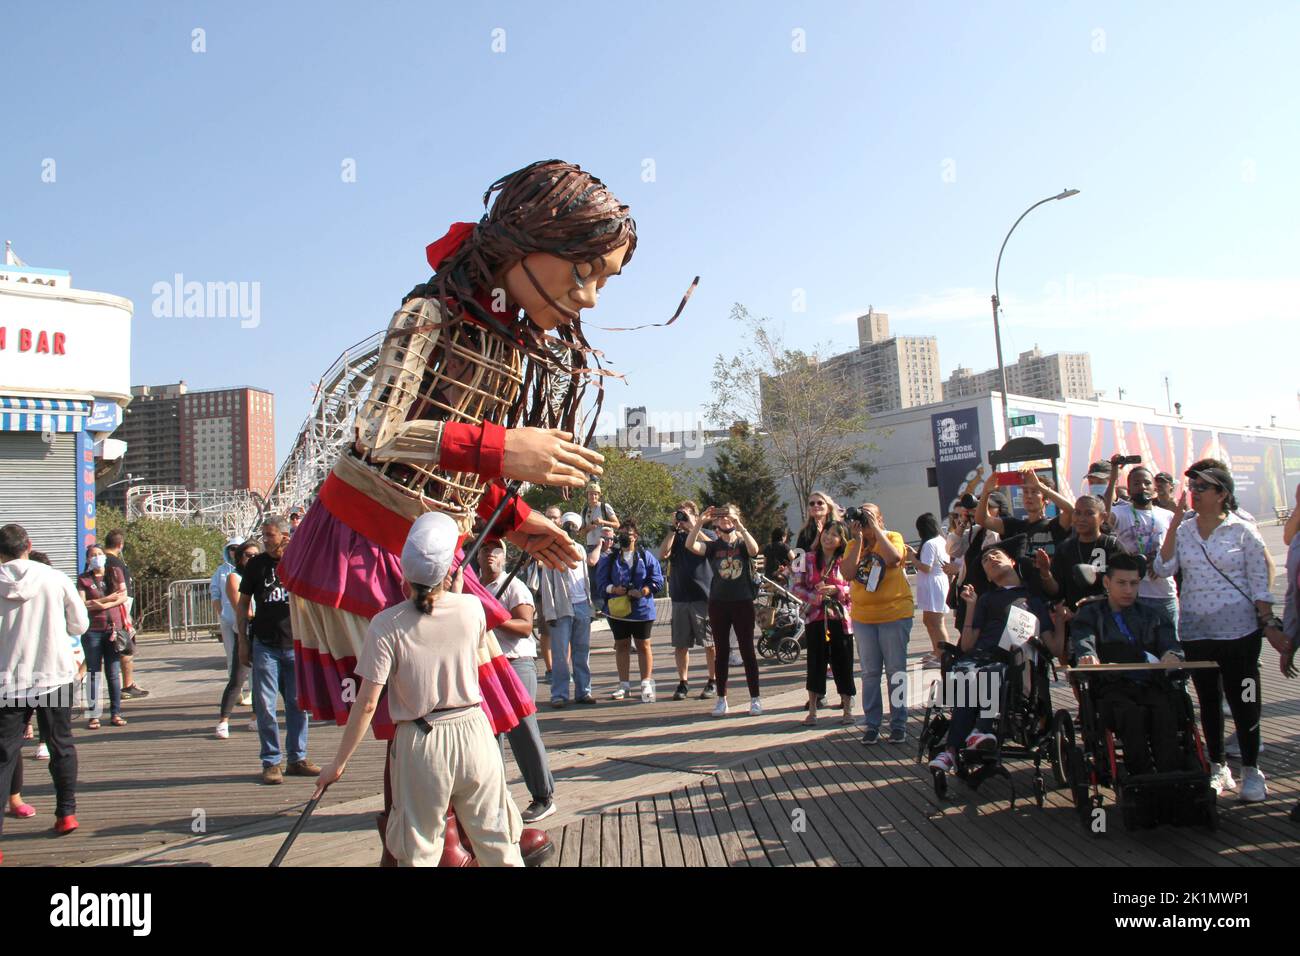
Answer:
[{"left": 404, "top": 160, "right": 637, "bottom": 445}]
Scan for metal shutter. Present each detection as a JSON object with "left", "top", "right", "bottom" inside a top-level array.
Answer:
[{"left": 0, "top": 432, "right": 78, "bottom": 576}]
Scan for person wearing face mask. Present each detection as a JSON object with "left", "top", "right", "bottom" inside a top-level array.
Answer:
[
  {"left": 1103, "top": 458, "right": 1179, "bottom": 629},
  {"left": 76, "top": 545, "right": 129, "bottom": 729},
  {"left": 595, "top": 520, "right": 663, "bottom": 702},
  {"left": 213, "top": 541, "right": 259, "bottom": 739},
  {"left": 1154, "top": 464, "right": 1283, "bottom": 802},
  {"left": 1083, "top": 461, "right": 1113, "bottom": 501}
]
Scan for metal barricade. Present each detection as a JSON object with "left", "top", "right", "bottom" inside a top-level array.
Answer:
[{"left": 167, "top": 578, "right": 223, "bottom": 643}]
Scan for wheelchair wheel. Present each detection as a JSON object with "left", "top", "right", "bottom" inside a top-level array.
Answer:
[
  {"left": 1050, "top": 709, "right": 1075, "bottom": 789},
  {"left": 776, "top": 636, "right": 801, "bottom": 664},
  {"left": 916, "top": 705, "right": 947, "bottom": 764}
]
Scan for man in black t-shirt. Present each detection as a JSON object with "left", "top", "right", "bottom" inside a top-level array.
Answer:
[
  {"left": 1034, "top": 495, "right": 1123, "bottom": 609},
  {"left": 976, "top": 469, "right": 1074, "bottom": 559},
  {"left": 659, "top": 501, "right": 716, "bottom": 699},
  {"left": 102, "top": 529, "right": 149, "bottom": 699},
  {"left": 238, "top": 515, "right": 318, "bottom": 786}
]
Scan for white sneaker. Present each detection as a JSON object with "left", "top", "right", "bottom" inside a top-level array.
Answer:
[
  {"left": 712, "top": 697, "right": 730, "bottom": 718},
  {"left": 35, "top": 743, "right": 50, "bottom": 760},
  {"left": 749, "top": 698, "right": 763, "bottom": 716},
  {"left": 239, "top": 691, "right": 253, "bottom": 707},
  {"left": 1239, "top": 766, "right": 1267, "bottom": 803},
  {"left": 729, "top": 651, "right": 743, "bottom": 667},
  {"left": 640, "top": 679, "right": 656, "bottom": 703},
  {"left": 215, "top": 721, "right": 230, "bottom": 740},
  {"left": 610, "top": 683, "right": 630, "bottom": 701},
  {"left": 1209, "top": 762, "right": 1237, "bottom": 795}
]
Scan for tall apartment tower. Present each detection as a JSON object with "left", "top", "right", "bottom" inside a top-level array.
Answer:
[
  {"left": 818, "top": 308, "right": 941, "bottom": 415},
  {"left": 942, "top": 346, "right": 1094, "bottom": 402},
  {"left": 180, "top": 387, "right": 277, "bottom": 496},
  {"left": 101, "top": 382, "right": 186, "bottom": 509}
]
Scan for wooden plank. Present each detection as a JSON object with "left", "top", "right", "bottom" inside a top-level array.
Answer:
[
  {"left": 619, "top": 804, "right": 641, "bottom": 868},
  {"left": 558, "top": 822, "right": 581, "bottom": 868},
  {"left": 579, "top": 815, "right": 601, "bottom": 868},
  {"left": 637, "top": 799, "right": 663, "bottom": 868},
  {"left": 655, "top": 793, "right": 686, "bottom": 867},
  {"left": 670, "top": 787, "right": 708, "bottom": 867},
  {"left": 725, "top": 768, "right": 789, "bottom": 867},
  {"left": 759, "top": 747, "right": 861, "bottom": 866},
  {"left": 747, "top": 756, "right": 831, "bottom": 866},
  {"left": 785, "top": 748, "right": 909, "bottom": 866},
  {"left": 684, "top": 781, "right": 729, "bottom": 867},
  {"left": 699, "top": 773, "right": 754, "bottom": 867},
  {"left": 600, "top": 811, "right": 621, "bottom": 867}
]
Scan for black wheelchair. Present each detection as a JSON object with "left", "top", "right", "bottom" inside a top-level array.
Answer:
[
  {"left": 1061, "top": 660, "right": 1219, "bottom": 833},
  {"left": 916, "top": 638, "right": 1071, "bottom": 808}
]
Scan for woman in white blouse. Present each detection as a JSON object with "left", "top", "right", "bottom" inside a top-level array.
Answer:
[{"left": 1154, "top": 462, "right": 1283, "bottom": 803}]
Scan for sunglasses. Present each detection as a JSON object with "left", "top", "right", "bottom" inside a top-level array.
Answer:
[
  {"left": 1188, "top": 479, "right": 1222, "bottom": 494},
  {"left": 808, "top": 500, "right": 826, "bottom": 507}
]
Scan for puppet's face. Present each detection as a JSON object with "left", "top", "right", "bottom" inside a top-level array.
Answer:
[{"left": 501, "top": 241, "right": 630, "bottom": 330}]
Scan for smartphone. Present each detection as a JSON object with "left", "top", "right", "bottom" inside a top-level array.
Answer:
[{"left": 995, "top": 472, "right": 1025, "bottom": 487}]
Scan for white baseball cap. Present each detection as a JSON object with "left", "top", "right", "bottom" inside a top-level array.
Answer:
[
  {"left": 561, "top": 511, "right": 583, "bottom": 531},
  {"left": 401, "top": 513, "right": 459, "bottom": 587}
]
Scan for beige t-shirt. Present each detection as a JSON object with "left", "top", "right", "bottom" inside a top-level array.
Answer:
[{"left": 356, "top": 593, "right": 489, "bottom": 722}]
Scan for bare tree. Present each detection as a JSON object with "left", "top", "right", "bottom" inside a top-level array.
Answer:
[{"left": 705, "top": 304, "right": 877, "bottom": 523}]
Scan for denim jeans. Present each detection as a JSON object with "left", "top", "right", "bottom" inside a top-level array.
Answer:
[
  {"left": 548, "top": 601, "right": 592, "bottom": 702},
  {"left": 251, "top": 640, "right": 308, "bottom": 768},
  {"left": 82, "top": 629, "right": 123, "bottom": 719},
  {"left": 500, "top": 657, "right": 555, "bottom": 803},
  {"left": 853, "top": 617, "right": 911, "bottom": 733}
]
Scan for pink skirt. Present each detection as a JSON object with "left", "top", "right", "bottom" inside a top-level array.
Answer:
[{"left": 280, "top": 455, "right": 533, "bottom": 739}]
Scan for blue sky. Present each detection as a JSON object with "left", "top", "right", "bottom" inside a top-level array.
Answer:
[{"left": 5, "top": 1, "right": 1298, "bottom": 462}]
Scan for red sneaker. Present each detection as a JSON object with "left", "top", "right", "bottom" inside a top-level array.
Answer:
[{"left": 53, "top": 815, "right": 78, "bottom": 835}]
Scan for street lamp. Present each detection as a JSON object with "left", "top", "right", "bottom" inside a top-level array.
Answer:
[{"left": 991, "top": 188, "right": 1080, "bottom": 438}]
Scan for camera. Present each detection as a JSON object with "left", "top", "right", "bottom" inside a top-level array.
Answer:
[
  {"left": 616, "top": 532, "right": 632, "bottom": 550},
  {"left": 675, "top": 510, "right": 689, "bottom": 523},
  {"left": 845, "top": 506, "right": 865, "bottom": 524},
  {"left": 1115, "top": 455, "right": 1142, "bottom": 466}
]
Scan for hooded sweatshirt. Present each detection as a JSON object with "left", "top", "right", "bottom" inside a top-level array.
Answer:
[{"left": 0, "top": 558, "right": 89, "bottom": 701}]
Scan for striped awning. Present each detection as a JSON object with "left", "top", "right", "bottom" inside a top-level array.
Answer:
[{"left": 0, "top": 396, "right": 92, "bottom": 433}]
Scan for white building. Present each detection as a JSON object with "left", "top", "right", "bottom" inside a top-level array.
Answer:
[{"left": 0, "top": 246, "right": 133, "bottom": 575}]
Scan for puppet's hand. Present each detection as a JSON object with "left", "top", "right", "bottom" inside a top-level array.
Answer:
[
  {"left": 502, "top": 428, "right": 604, "bottom": 489},
  {"left": 506, "top": 510, "right": 584, "bottom": 570}
]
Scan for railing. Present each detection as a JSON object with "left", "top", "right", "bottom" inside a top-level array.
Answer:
[
  {"left": 166, "top": 578, "right": 224, "bottom": 643},
  {"left": 132, "top": 578, "right": 171, "bottom": 634}
]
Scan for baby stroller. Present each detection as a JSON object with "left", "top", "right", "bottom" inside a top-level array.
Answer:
[
  {"left": 755, "top": 576, "right": 807, "bottom": 664},
  {"left": 916, "top": 636, "right": 1068, "bottom": 808},
  {"left": 1062, "top": 660, "right": 1218, "bottom": 833}
]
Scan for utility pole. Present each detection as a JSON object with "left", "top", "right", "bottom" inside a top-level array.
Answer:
[{"left": 1164, "top": 376, "right": 1172, "bottom": 414}]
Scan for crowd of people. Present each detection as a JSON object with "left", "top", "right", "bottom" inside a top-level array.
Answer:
[{"left": 1, "top": 455, "right": 1298, "bottom": 867}]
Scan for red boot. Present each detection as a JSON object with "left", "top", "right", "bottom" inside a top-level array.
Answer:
[{"left": 438, "top": 809, "right": 477, "bottom": 867}]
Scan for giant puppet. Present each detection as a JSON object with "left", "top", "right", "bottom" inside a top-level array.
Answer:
[{"left": 279, "top": 160, "right": 644, "bottom": 865}]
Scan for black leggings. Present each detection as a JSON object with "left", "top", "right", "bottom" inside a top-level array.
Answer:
[
  {"left": 220, "top": 655, "right": 251, "bottom": 719},
  {"left": 1183, "top": 633, "right": 1262, "bottom": 765},
  {"left": 709, "top": 599, "right": 759, "bottom": 698},
  {"left": 0, "top": 686, "right": 77, "bottom": 828},
  {"left": 805, "top": 619, "right": 855, "bottom": 698}
]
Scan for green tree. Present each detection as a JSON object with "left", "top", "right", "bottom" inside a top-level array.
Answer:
[
  {"left": 707, "top": 303, "right": 879, "bottom": 524},
  {"left": 94, "top": 506, "right": 228, "bottom": 583},
  {"left": 700, "top": 428, "right": 786, "bottom": 540},
  {"left": 524, "top": 445, "right": 686, "bottom": 542}
]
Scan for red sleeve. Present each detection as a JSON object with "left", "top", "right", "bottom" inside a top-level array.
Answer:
[
  {"left": 439, "top": 421, "right": 507, "bottom": 480},
  {"left": 476, "top": 480, "right": 532, "bottom": 534}
]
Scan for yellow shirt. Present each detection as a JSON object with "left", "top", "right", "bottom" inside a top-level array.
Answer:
[{"left": 848, "top": 531, "right": 914, "bottom": 624}]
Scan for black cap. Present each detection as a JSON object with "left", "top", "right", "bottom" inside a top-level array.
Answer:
[
  {"left": 1154, "top": 471, "right": 1174, "bottom": 485},
  {"left": 982, "top": 532, "right": 1028, "bottom": 562},
  {"left": 1185, "top": 465, "right": 1235, "bottom": 497},
  {"left": 958, "top": 493, "right": 979, "bottom": 510},
  {"left": 1085, "top": 460, "right": 1112, "bottom": 481}
]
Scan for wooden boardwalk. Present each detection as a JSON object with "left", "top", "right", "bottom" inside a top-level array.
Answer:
[{"left": 2, "top": 525, "right": 1297, "bottom": 867}]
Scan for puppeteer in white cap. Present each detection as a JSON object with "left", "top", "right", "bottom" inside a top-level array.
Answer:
[{"left": 313, "top": 511, "right": 527, "bottom": 867}]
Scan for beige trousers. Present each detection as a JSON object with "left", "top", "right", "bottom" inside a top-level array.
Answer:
[{"left": 386, "top": 707, "right": 524, "bottom": 867}]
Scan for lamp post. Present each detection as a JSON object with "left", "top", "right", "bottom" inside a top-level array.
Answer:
[{"left": 991, "top": 188, "right": 1080, "bottom": 439}]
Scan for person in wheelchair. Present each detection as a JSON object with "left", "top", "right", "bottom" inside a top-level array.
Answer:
[
  {"left": 929, "top": 534, "right": 1058, "bottom": 774},
  {"left": 1069, "top": 552, "right": 1185, "bottom": 776}
]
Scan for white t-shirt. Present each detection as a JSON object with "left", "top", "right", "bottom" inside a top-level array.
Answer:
[
  {"left": 1110, "top": 502, "right": 1176, "bottom": 600},
  {"left": 584, "top": 501, "right": 616, "bottom": 548},
  {"left": 915, "top": 536, "right": 951, "bottom": 613},
  {"left": 485, "top": 574, "right": 536, "bottom": 658}
]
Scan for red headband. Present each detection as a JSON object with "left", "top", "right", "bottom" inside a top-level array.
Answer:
[{"left": 425, "top": 221, "right": 476, "bottom": 271}]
